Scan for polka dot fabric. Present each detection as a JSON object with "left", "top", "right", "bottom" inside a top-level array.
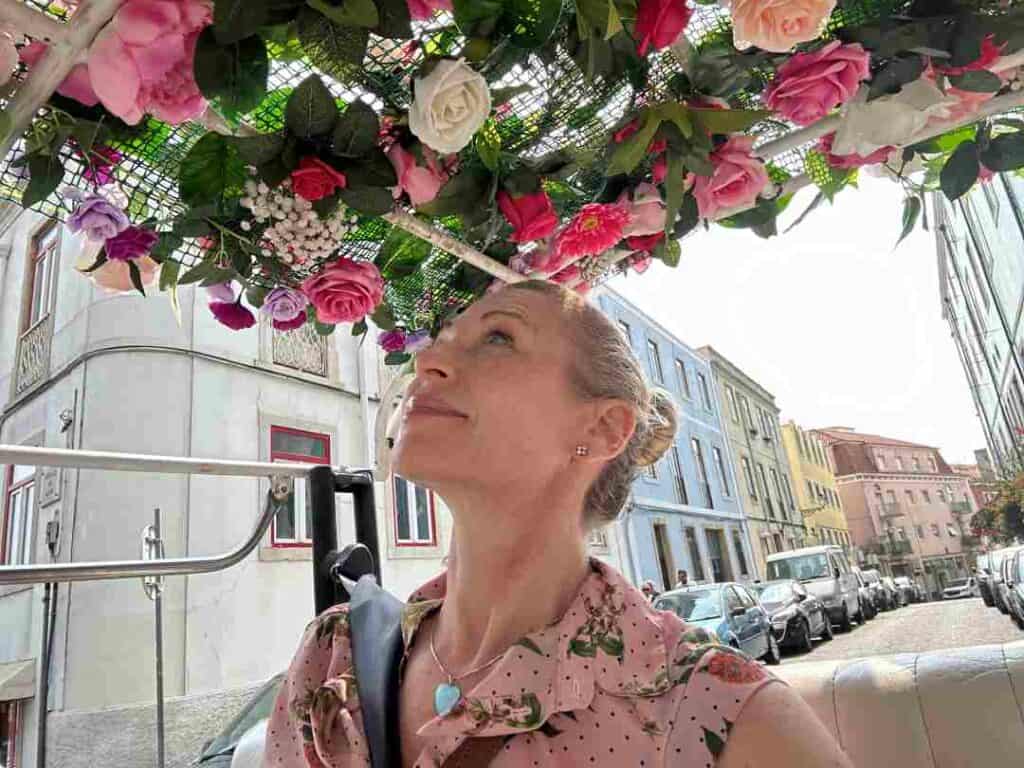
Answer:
[{"left": 263, "top": 559, "right": 782, "bottom": 767}]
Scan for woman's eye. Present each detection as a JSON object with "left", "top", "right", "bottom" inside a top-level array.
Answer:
[{"left": 484, "top": 329, "right": 513, "bottom": 346}]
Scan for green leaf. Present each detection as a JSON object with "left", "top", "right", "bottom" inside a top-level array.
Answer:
[
  {"left": 475, "top": 120, "right": 501, "bottom": 171},
  {"left": 296, "top": 7, "right": 369, "bottom": 79},
  {"left": 702, "top": 727, "right": 726, "bottom": 758},
  {"left": 980, "top": 132, "right": 1024, "bottom": 172},
  {"left": 672, "top": 193, "right": 699, "bottom": 239},
  {"left": 454, "top": 0, "right": 502, "bottom": 36},
  {"left": 178, "top": 133, "right": 247, "bottom": 212},
  {"left": 940, "top": 140, "right": 980, "bottom": 201},
  {"left": 315, "top": 321, "right": 337, "bottom": 336},
  {"left": 895, "top": 195, "right": 922, "bottom": 248},
  {"left": 214, "top": 0, "right": 269, "bottom": 44},
  {"left": 338, "top": 147, "right": 396, "bottom": 188},
  {"left": 385, "top": 351, "right": 412, "bottom": 365},
  {"left": 514, "top": 637, "right": 545, "bottom": 655},
  {"left": 337, "top": 185, "right": 394, "bottom": 215},
  {"left": 663, "top": 151, "right": 685, "bottom": 237},
  {"left": 503, "top": 0, "right": 562, "bottom": 48},
  {"left": 351, "top": 319, "right": 368, "bottom": 336},
  {"left": 307, "top": 0, "right": 378, "bottom": 27},
  {"left": 504, "top": 167, "right": 542, "bottom": 196},
  {"left": 417, "top": 168, "right": 493, "bottom": 217},
  {"left": 159, "top": 259, "right": 181, "bottom": 291},
  {"left": 785, "top": 189, "right": 826, "bottom": 234},
  {"left": 22, "top": 153, "right": 65, "bottom": 208},
  {"left": 331, "top": 101, "right": 380, "bottom": 158},
  {"left": 194, "top": 29, "right": 269, "bottom": 115},
  {"left": 868, "top": 56, "right": 925, "bottom": 100},
  {"left": 286, "top": 74, "right": 338, "bottom": 138},
  {"left": 374, "top": 0, "right": 412, "bottom": 38},
  {"left": 81, "top": 250, "right": 108, "bottom": 273},
  {"left": 949, "top": 70, "right": 1003, "bottom": 93},
  {"left": 653, "top": 102, "right": 693, "bottom": 139},
  {"left": 370, "top": 303, "right": 396, "bottom": 330},
  {"left": 127, "top": 260, "right": 146, "bottom": 296},
  {"left": 230, "top": 131, "right": 287, "bottom": 166},
  {"left": 606, "top": 110, "right": 661, "bottom": 176},
  {"left": 376, "top": 227, "right": 432, "bottom": 279},
  {"left": 178, "top": 260, "right": 218, "bottom": 285},
  {"left": 689, "top": 107, "right": 770, "bottom": 135},
  {"left": 245, "top": 285, "right": 268, "bottom": 308},
  {"left": 656, "top": 238, "right": 681, "bottom": 267},
  {"left": 152, "top": 232, "right": 184, "bottom": 261}
]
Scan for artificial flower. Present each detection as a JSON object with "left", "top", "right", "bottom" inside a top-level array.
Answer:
[
  {"left": 301, "top": 258, "right": 385, "bottom": 324},
  {"left": 817, "top": 132, "right": 893, "bottom": 169},
  {"left": 261, "top": 287, "right": 310, "bottom": 327},
  {"left": 692, "top": 136, "right": 770, "bottom": 220},
  {"left": 290, "top": 157, "right": 347, "bottom": 201},
  {"left": 20, "top": 41, "right": 99, "bottom": 105},
  {"left": 635, "top": 0, "right": 693, "bottom": 56},
  {"left": 205, "top": 282, "right": 236, "bottom": 303},
  {"left": 408, "top": 58, "right": 491, "bottom": 154},
  {"left": 626, "top": 231, "right": 665, "bottom": 252},
  {"left": 764, "top": 41, "right": 870, "bottom": 125},
  {"left": 65, "top": 189, "right": 130, "bottom": 241},
  {"left": 551, "top": 263, "right": 589, "bottom": 293},
  {"left": 378, "top": 329, "right": 408, "bottom": 353},
  {"left": 621, "top": 183, "right": 667, "bottom": 237},
  {"left": 631, "top": 254, "right": 654, "bottom": 274},
  {"left": 407, "top": 0, "right": 452, "bottom": 21},
  {"left": 81, "top": 145, "right": 123, "bottom": 186},
  {"left": 497, "top": 189, "right": 559, "bottom": 243},
  {"left": 936, "top": 35, "right": 1003, "bottom": 77},
  {"left": 730, "top": 0, "right": 837, "bottom": 53},
  {"left": 273, "top": 313, "right": 308, "bottom": 332},
  {"left": 652, "top": 154, "right": 668, "bottom": 184},
  {"left": 554, "top": 203, "right": 631, "bottom": 260},
  {"left": 76, "top": 240, "right": 160, "bottom": 293},
  {"left": 387, "top": 144, "right": 450, "bottom": 206},
  {"left": 405, "top": 329, "right": 433, "bottom": 354},
  {"left": 613, "top": 119, "right": 640, "bottom": 143},
  {"left": 209, "top": 300, "right": 256, "bottom": 331},
  {"left": 104, "top": 225, "right": 159, "bottom": 261},
  {"left": 831, "top": 81, "right": 956, "bottom": 157},
  {"left": 87, "top": 0, "right": 212, "bottom": 125}
]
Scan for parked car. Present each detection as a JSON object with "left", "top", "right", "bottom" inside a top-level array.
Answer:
[
  {"left": 193, "top": 673, "right": 283, "bottom": 767},
  {"left": 942, "top": 577, "right": 980, "bottom": 600},
  {"left": 654, "top": 582, "right": 780, "bottom": 664},
  {"left": 752, "top": 579, "right": 833, "bottom": 653},
  {"left": 765, "top": 545, "right": 862, "bottom": 631},
  {"left": 986, "top": 546, "right": 1019, "bottom": 614},
  {"left": 997, "top": 546, "right": 1024, "bottom": 619},
  {"left": 1005, "top": 549, "right": 1024, "bottom": 630},
  {"left": 851, "top": 569, "right": 877, "bottom": 620},
  {"left": 860, "top": 568, "right": 890, "bottom": 611},
  {"left": 892, "top": 576, "right": 920, "bottom": 605},
  {"left": 976, "top": 552, "right": 996, "bottom": 607},
  {"left": 881, "top": 577, "right": 906, "bottom": 607}
]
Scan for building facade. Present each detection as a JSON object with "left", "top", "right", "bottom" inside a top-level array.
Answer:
[
  {"left": 815, "top": 428, "right": 977, "bottom": 597},
  {"left": 697, "top": 346, "right": 804, "bottom": 578},
  {"left": 781, "top": 421, "right": 851, "bottom": 552},
  {"left": 935, "top": 174, "right": 1024, "bottom": 474},
  {"left": 0, "top": 209, "right": 626, "bottom": 768},
  {"left": 596, "top": 290, "right": 756, "bottom": 591}
]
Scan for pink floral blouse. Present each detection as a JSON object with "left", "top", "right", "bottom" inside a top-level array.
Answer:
[{"left": 264, "top": 558, "right": 781, "bottom": 767}]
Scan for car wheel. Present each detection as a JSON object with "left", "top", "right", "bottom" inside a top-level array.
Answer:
[
  {"left": 762, "top": 632, "right": 781, "bottom": 665},
  {"left": 820, "top": 611, "right": 834, "bottom": 641},
  {"left": 982, "top": 592, "right": 995, "bottom": 607},
  {"left": 798, "top": 618, "right": 814, "bottom": 653},
  {"left": 854, "top": 601, "right": 865, "bottom": 625},
  {"left": 839, "top": 605, "right": 853, "bottom": 633}
]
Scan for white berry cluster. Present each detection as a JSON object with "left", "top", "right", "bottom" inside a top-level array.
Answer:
[{"left": 239, "top": 176, "right": 359, "bottom": 267}]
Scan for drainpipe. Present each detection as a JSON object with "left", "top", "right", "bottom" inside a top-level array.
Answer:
[{"left": 354, "top": 337, "right": 373, "bottom": 466}]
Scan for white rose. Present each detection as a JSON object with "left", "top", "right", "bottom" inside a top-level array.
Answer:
[
  {"left": 408, "top": 58, "right": 491, "bottom": 155},
  {"left": 832, "top": 81, "right": 958, "bottom": 157}
]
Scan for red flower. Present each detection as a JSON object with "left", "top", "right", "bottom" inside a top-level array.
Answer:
[
  {"left": 817, "top": 132, "right": 893, "bottom": 169},
  {"left": 105, "top": 225, "right": 159, "bottom": 261},
  {"left": 613, "top": 119, "right": 640, "bottom": 143},
  {"left": 631, "top": 254, "right": 653, "bottom": 274},
  {"left": 635, "top": 0, "right": 693, "bottom": 56},
  {"left": 209, "top": 300, "right": 256, "bottom": 331},
  {"left": 648, "top": 138, "right": 668, "bottom": 156},
  {"left": 626, "top": 231, "right": 665, "bottom": 253},
  {"left": 290, "top": 157, "right": 348, "bottom": 201},
  {"left": 551, "top": 264, "right": 591, "bottom": 295},
  {"left": 497, "top": 189, "right": 559, "bottom": 243},
  {"left": 554, "top": 203, "right": 630, "bottom": 260},
  {"left": 706, "top": 651, "right": 767, "bottom": 684},
  {"left": 652, "top": 154, "right": 668, "bottom": 184},
  {"left": 937, "top": 34, "right": 1004, "bottom": 77},
  {"left": 273, "top": 313, "right": 308, "bottom": 332}
]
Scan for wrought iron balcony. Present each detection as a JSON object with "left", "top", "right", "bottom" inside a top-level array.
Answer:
[{"left": 13, "top": 315, "right": 52, "bottom": 397}]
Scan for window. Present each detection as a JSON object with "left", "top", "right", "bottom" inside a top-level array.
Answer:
[
  {"left": 770, "top": 468, "right": 785, "bottom": 517},
  {"left": 725, "top": 385, "right": 739, "bottom": 422},
  {"left": 783, "top": 474, "right": 795, "bottom": 511},
  {"left": 931, "top": 523, "right": 941, "bottom": 537},
  {"left": 394, "top": 475, "right": 436, "bottom": 545},
  {"left": 652, "top": 522, "right": 675, "bottom": 589},
  {"left": 905, "top": 489, "right": 915, "bottom": 505},
  {"left": 712, "top": 446, "right": 731, "bottom": 497},
  {"left": 806, "top": 480, "right": 815, "bottom": 503},
  {"left": 706, "top": 529, "right": 732, "bottom": 582},
  {"left": 644, "top": 460, "right": 658, "bottom": 480},
  {"left": 885, "top": 489, "right": 897, "bottom": 504},
  {"left": 691, "top": 438, "right": 713, "bottom": 508},
  {"left": 588, "top": 528, "right": 608, "bottom": 549},
  {"left": 756, "top": 463, "right": 775, "bottom": 517},
  {"left": 647, "top": 339, "right": 664, "bottom": 383},
  {"left": 269, "top": 426, "right": 330, "bottom": 546},
  {"left": 740, "top": 396, "right": 753, "bottom": 428},
  {"left": 922, "top": 490, "right": 932, "bottom": 504},
  {"left": 0, "top": 701, "right": 20, "bottom": 768},
  {"left": 23, "top": 222, "right": 60, "bottom": 332},
  {"left": 675, "top": 359, "right": 691, "bottom": 399},
  {"left": 696, "top": 372, "right": 713, "bottom": 411},
  {"left": 684, "top": 526, "right": 706, "bottom": 581},
  {"left": 913, "top": 457, "right": 921, "bottom": 472},
  {"left": 3, "top": 465, "right": 36, "bottom": 565},
  {"left": 618, "top": 320, "right": 632, "bottom": 347},
  {"left": 916, "top": 525, "right": 925, "bottom": 539},
  {"left": 895, "top": 456, "right": 904, "bottom": 471},
  {"left": 669, "top": 446, "right": 688, "bottom": 505},
  {"left": 876, "top": 453, "right": 886, "bottom": 469},
  {"left": 732, "top": 529, "right": 750, "bottom": 576},
  {"left": 928, "top": 457, "right": 937, "bottom": 472},
  {"left": 741, "top": 456, "right": 757, "bottom": 499},
  {"left": 937, "top": 488, "right": 947, "bottom": 503}
]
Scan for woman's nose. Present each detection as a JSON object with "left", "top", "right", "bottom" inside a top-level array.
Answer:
[{"left": 414, "top": 338, "right": 453, "bottom": 379}]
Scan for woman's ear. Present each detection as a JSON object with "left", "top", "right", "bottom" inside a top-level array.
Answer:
[{"left": 581, "top": 401, "right": 636, "bottom": 462}]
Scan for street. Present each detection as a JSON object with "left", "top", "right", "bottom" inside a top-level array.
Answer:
[{"left": 781, "top": 597, "right": 1023, "bottom": 664}]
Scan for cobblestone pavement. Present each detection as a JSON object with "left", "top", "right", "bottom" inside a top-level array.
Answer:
[{"left": 780, "top": 596, "right": 1024, "bottom": 664}]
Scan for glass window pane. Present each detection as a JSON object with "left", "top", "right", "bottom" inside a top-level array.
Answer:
[
  {"left": 271, "top": 429, "right": 328, "bottom": 460},
  {"left": 23, "top": 484, "right": 34, "bottom": 564},
  {"left": 415, "top": 485, "right": 430, "bottom": 541},
  {"left": 11, "top": 465, "right": 33, "bottom": 485},
  {"left": 395, "top": 477, "right": 411, "bottom": 540}
]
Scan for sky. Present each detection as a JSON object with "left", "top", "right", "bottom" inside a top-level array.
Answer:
[{"left": 612, "top": 173, "right": 987, "bottom": 465}]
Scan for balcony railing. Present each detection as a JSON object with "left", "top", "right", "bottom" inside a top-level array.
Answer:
[
  {"left": 879, "top": 501, "right": 904, "bottom": 519},
  {"left": 13, "top": 315, "right": 52, "bottom": 396},
  {"left": 864, "top": 537, "right": 913, "bottom": 557}
]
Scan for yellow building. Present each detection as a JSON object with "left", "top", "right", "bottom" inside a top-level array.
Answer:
[{"left": 781, "top": 422, "right": 852, "bottom": 551}]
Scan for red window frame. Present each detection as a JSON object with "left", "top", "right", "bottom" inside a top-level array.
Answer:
[
  {"left": 1, "top": 465, "right": 35, "bottom": 565},
  {"left": 392, "top": 475, "right": 438, "bottom": 547},
  {"left": 0, "top": 700, "right": 19, "bottom": 768},
  {"left": 269, "top": 425, "right": 331, "bottom": 549}
]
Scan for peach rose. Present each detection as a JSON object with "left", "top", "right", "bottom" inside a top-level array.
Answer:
[
  {"left": 301, "top": 258, "right": 384, "bottom": 324},
  {"left": 730, "top": 0, "right": 837, "bottom": 53}
]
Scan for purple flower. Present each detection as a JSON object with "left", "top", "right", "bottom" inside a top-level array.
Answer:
[
  {"left": 205, "top": 282, "right": 236, "bottom": 303},
  {"left": 378, "top": 329, "right": 407, "bottom": 353},
  {"left": 405, "top": 329, "right": 432, "bottom": 354},
  {"left": 273, "top": 313, "right": 307, "bottom": 332},
  {"left": 209, "top": 300, "right": 256, "bottom": 331},
  {"left": 66, "top": 190, "right": 129, "bottom": 242},
  {"left": 261, "top": 287, "right": 309, "bottom": 324},
  {"left": 104, "top": 225, "right": 158, "bottom": 261}
]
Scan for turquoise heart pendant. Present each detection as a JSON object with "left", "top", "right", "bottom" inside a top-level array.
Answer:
[{"left": 433, "top": 682, "right": 462, "bottom": 717}]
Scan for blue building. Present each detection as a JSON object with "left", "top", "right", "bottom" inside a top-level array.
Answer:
[{"left": 595, "top": 289, "right": 757, "bottom": 591}]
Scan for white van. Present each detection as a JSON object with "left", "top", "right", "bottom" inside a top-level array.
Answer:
[{"left": 765, "top": 545, "right": 862, "bottom": 631}]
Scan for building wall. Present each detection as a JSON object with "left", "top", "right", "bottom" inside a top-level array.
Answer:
[
  {"left": 781, "top": 422, "right": 850, "bottom": 551},
  {"left": 596, "top": 291, "right": 755, "bottom": 590}
]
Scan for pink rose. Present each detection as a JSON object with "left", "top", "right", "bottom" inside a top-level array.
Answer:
[
  {"left": 613, "top": 119, "right": 640, "bottom": 143},
  {"left": 290, "top": 157, "right": 347, "bottom": 201},
  {"left": 817, "top": 132, "right": 892, "bottom": 169},
  {"left": 387, "top": 144, "right": 449, "bottom": 206},
  {"left": 765, "top": 41, "right": 870, "bottom": 125},
  {"left": 652, "top": 154, "right": 668, "bottom": 184},
  {"left": 626, "top": 232, "right": 665, "bottom": 253},
  {"left": 730, "top": 0, "right": 837, "bottom": 53},
  {"left": 692, "top": 136, "right": 770, "bottom": 220},
  {"left": 497, "top": 189, "right": 559, "bottom": 243},
  {"left": 378, "top": 329, "right": 407, "bottom": 353},
  {"left": 621, "top": 183, "right": 666, "bottom": 237},
  {"left": 301, "top": 258, "right": 384, "bottom": 325},
  {"left": 406, "top": 0, "right": 452, "bottom": 21},
  {"left": 635, "top": 0, "right": 693, "bottom": 56},
  {"left": 87, "top": 0, "right": 212, "bottom": 125},
  {"left": 20, "top": 41, "right": 99, "bottom": 105}
]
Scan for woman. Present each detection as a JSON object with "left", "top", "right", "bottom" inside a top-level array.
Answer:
[{"left": 265, "top": 280, "right": 851, "bottom": 767}]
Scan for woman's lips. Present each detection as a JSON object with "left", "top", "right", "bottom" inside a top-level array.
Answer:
[{"left": 404, "top": 395, "right": 467, "bottom": 420}]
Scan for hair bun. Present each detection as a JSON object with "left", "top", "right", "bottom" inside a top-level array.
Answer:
[{"left": 635, "top": 389, "right": 678, "bottom": 467}]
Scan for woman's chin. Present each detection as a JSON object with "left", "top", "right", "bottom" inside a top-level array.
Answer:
[{"left": 391, "top": 441, "right": 455, "bottom": 486}]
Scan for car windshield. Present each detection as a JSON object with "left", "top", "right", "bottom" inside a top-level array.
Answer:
[
  {"left": 200, "top": 674, "right": 283, "bottom": 759},
  {"left": 756, "top": 583, "right": 794, "bottom": 605},
  {"left": 655, "top": 589, "right": 722, "bottom": 621},
  {"left": 766, "top": 554, "right": 830, "bottom": 581}
]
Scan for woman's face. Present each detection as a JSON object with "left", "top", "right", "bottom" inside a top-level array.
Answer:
[{"left": 392, "top": 288, "right": 600, "bottom": 495}]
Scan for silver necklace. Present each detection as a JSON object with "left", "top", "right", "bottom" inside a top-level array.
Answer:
[{"left": 428, "top": 619, "right": 507, "bottom": 717}]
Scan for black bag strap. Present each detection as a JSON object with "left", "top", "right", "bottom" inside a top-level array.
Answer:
[{"left": 348, "top": 575, "right": 406, "bottom": 768}]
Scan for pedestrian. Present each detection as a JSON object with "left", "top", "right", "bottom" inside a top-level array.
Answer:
[
  {"left": 674, "top": 569, "right": 689, "bottom": 588},
  {"left": 641, "top": 579, "right": 659, "bottom": 601}
]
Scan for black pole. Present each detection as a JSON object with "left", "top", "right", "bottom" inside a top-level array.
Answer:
[
  {"left": 338, "top": 472, "right": 380, "bottom": 586},
  {"left": 308, "top": 466, "right": 340, "bottom": 616}
]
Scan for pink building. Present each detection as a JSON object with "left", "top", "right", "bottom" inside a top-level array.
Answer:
[{"left": 814, "top": 428, "right": 977, "bottom": 598}]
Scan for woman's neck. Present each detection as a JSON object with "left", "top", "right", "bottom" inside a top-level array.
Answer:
[{"left": 432, "top": 485, "right": 591, "bottom": 675}]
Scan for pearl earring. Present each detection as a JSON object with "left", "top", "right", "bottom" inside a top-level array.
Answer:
[{"left": 575, "top": 445, "right": 590, "bottom": 457}]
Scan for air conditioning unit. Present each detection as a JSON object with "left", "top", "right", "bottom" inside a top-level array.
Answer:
[{"left": 749, "top": 426, "right": 759, "bottom": 436}]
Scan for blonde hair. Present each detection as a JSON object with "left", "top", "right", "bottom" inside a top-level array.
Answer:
[{"left": 505, "top": 280, "right": 678, "bottom": 530}]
